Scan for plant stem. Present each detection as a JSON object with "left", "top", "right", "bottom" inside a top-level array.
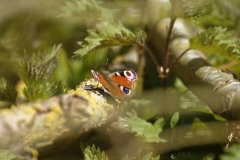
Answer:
[
  {"left": 144, "top": 45, "right": 161, "bottom": 75},
  {"left": 136, "top": 0, "right": 147, "bottom": 96},
  {"left": 162, "top": 17, "right": 176, "bottom": 88},
  {"left": 169, "top": 48, "right": 190, "bottom": 71}
]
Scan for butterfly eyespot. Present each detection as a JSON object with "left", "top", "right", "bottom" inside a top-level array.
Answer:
[
  {"left": 124, "top": 71, "right": 137, "bottom": 80},
  {"left": 120, "top": 86, "right": 131, "bottom": 95}
]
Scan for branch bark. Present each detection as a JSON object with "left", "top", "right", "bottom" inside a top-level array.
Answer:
[
  {"left": 0, "top": 80, "right": 113, "bottom": 155},
  {"left": 150, "top": 18, "right": 240, "bottom": 120}
]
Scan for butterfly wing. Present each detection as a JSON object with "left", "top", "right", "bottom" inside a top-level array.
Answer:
[
  {"left": 91, "top": 70, "right": 137, "bottom": 100},
  {"left": 91, "top": 70, "right": 122, "bottom": 98},
  {"left": 108, "top": 71, "right": 137, "bottom": 99},
  {"left": 109, "top": 71, "right": 137, "bottom": 88}
]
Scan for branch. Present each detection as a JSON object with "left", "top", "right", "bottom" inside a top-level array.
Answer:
[
  {"left": 0, "top": 80, "right": 113, "bottom": 155},
  {"left": 150, "top": 18, "right": 240, "bottom": 120}
]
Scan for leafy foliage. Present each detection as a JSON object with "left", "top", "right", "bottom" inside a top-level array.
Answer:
[
  {"left": 74, "top": 22, "right": 146, "bottom": 58},
  {"left": 189, "top": 27, "right": 240, "bottom": 61},
  {"left": 215, "top": 0, "right": 240, "bottom": 24},
  {"left": 170, "top": 111, "right": 195, "bottom": 149},
  {"left": 23, "top": 80, "right": 66, "bottom": 101},
  {"left": 179, "top": 91, "right": 226, "bottom": 121},
  {"left": 18, "top": 45, "right": 67, "bottom": 101},
  {"left": 1, "top": 0, "right": 240, "bottom": 159},
  {"left": 170, "top": 112, "right": 180, "bottom": 128},
  {"left": 119, "top": 111, "right": 167, "bottom": 143},
  {"left": 198, "top": 2, "right": 235, "bottom": 29},
  {"left": 80, "top": 143, "right": 109, "bottom": 160},
  {"left": 0, "top": 149, "right": 20, "bottom": 160},
  {"left": 0, "top": 77, "right": 17, "bottom": 104},
  {"left": 121, "top": 150, "right": 160, "bottom": 160},
  {"left": 220, "top": 143, "right": 240, "bottom": 160},
  {"left": 126, "top": 99, "right": 155, "bottom": 108},
  {"left": 182, "top": 0, "right": 205, "bottom": 25},
  {"left": 171, "top": 152, "right": 196, "bottom": 160},
  {"left": 59, "top": 0, "right": 117, "bottom": 21},
  {"left": 170, "top": 0, "right": 206, "bottom": 24},
  {"left": 123, "top": 99, "right": 158, "bottom": 120},
  {"left": 179, "top": 90, "right": 219, "bottom": 121},
  {"left": 18, "top": 45, "right": 61, "bottom": 86}
]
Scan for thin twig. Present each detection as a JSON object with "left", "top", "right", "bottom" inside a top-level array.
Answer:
[
  {"left": 144, "top": 45, "right": 161, "bottom": 75},
  {"left": 169, "top": 48, "right": 191, "bottom": 71}
]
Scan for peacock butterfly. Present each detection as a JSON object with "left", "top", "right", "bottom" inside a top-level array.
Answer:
[{"left": 91, "top": 70, "right": 137, "bottom": 100}]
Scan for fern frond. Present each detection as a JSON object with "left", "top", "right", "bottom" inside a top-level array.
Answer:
[
  {"left": 80, "top": 143, "right": 109, "bottom": 160},
  {"left": 0, "top": 77, "right": 17, "bottom": 104},
  {"left": 119, "top": 111, "right": 167, "bottom": 143},
  {"left": 74, "top": 22, "right": 146, "bottom": 58},
  {"left": 189, "top": 27, "right": 240, "bottom": 61},
  {"left": 59, "top": 0, "right": 117, "bottom": 21}
]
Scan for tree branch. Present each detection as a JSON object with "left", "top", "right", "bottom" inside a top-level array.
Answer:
[
  {"left": 0, "top": 80, "right": 113, "bottom": 155},
  {"left": 150, "top": 18, "right": 240, "bottom": 120}
]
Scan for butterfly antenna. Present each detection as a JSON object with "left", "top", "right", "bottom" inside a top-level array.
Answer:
[
  {"left": 84, "top": 59, "right": 98, "bottom": 70},
  {"left": 104, "top": 58, "right": 109, "bottom": 70}
]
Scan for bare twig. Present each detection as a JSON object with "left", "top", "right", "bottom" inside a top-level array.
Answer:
[{"left": 169, "top": 48, "right": 191, "bottom": 71}]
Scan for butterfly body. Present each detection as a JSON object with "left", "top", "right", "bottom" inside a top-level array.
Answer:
[{"left": 91, "top": 70, "right": 137, "bottom": 100}]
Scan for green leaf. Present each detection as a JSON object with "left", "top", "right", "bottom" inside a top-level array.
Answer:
[
  {"left": 0, "top": 149, "right": 20, "bottom": 160},
  {"left": 59, "top": 0, "right": 118, "bottom": 20},
  {"left": 170, "top": 0, "right": 206, "bottom": 23},
  {"left": 23, "top": 85, "right": 45, "bottom": 101},
  {"left": 189, "top": 27, "right": 240, "bottom": 61},
  {"left": 181, "top": 0, "right": 207, "bottom": 25},
  {"left": 171, "top": 152, "right": 196, "bottom": 160},
  {"left": 123, "top": 99, "right": 158, "bottom": 120},
  {"left": 46, "top": 80, "right": 67, "bottom": 96},
  {"left": 120, "top": 111, "right": 167, "bottom": 143},
  {"left": 180, "top": 91, "right": 226, "bottom": 122},
  {"left": 198, "top": 1, "right": 240, "bottom": 28},
  {"left": 18, "top": 45, "right": 61, "bottom": 87},
  {"left": 170, "top": 113, "right": 195, "bottom": 150},
  {"left": 74, "top": 22, "right": 146, "bottom": 58},
  {"left": 170, "top": 112, "right": 180, "bottom": 128},
  {"left": 23, "top": 80, "right": 67, "bottom": 101},
  {"left": 220, "top": 143, "right": 240, "bottom": 160},
  {"left": 80, "top": 143, "right": 109, "bottom": 160},
  {"left": 126, "top": 99, "right": 155, "bottom": 108},
  {"left": 121, "top": 150, "right": 160, "bottom": 160},
  {"left": 142, "top": 153, "right": 160, "bottom": 160},
  {"left": 0, "top": 77, "right": 17, "bottom": 104}
]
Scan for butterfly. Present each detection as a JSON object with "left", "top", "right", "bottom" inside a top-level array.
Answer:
[{"left": 91, "top": 70, "right": 137, "bottom": 100}]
